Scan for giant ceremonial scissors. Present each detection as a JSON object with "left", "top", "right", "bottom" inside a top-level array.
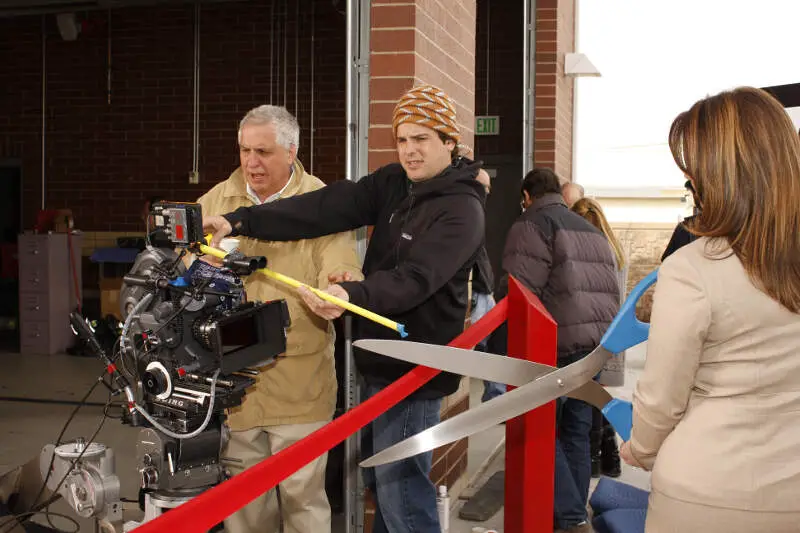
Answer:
[{"left": 356, "top": 270, "right": 658, "bottom": 467}]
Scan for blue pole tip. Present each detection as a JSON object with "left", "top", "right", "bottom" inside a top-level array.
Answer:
[{"left": 397, "top": 324, "right": 408, "bottom": 338}]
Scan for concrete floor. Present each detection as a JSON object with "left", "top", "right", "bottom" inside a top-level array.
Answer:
[{"left": 0, "top": 344, "right": 651, "bottom": 532}]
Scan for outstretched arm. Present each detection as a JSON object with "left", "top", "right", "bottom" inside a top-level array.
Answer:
[{"left": 204, "top": 174, "right": 383, "bottom": 245}]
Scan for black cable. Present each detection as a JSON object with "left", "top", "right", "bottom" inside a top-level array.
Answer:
[
  {"left": 0, "top": 397, "right": 108, "bottom": 407},
  {"left": 166, "top": 248, "right": 188, "bottom": 274},
  {"left": 103, "top": 393, "right": 125, "bottom": 420},
  {"left": 0, "top": 510, "right": 79, "bottom": 533}
]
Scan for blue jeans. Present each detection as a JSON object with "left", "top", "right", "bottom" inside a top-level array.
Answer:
[
  {"left": 471, "top": 292, "right": 506, "bottom": 402},
  {"left": 361, "top": 383, "right": 442, "bottom": 533},
  {"left": 554, "top": 396, "right": 593, "bottom": 529}
]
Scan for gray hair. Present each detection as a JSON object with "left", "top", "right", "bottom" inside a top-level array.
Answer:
[
  {"left": 561, "top": 181, "right": 585, "bottom": 196},
  {"left": 238, "top": 105, "right": 300, "bottom": 151}
]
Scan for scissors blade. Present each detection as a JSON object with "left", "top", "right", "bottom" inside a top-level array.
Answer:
[
  {"left": 360, "top": 345, "right": 612, "bottom": 467},
  {"left": 355, "top": 339, "right": 616, "bottom": 410},
  {"left": 360, "top": 270, "right": 659, "bottom": 467},
  {"left": 354, "top": 339, "right": 554, "bottom": 387}
]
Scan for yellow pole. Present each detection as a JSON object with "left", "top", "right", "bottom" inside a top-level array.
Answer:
[{"left": 196, "top": 242, "right": 408, "bottom": 337}]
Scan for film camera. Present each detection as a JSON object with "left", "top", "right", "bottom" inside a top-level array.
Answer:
[{"left": 52, "top": 202, "right": 290, "bottom": 531}]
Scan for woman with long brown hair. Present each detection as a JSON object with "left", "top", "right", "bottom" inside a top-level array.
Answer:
[
  {"left": 571, "top": 197, "right": 626, "bottom": 479},
  {"left": 620, "top": 87, "right": 800, "bottom": 532}
]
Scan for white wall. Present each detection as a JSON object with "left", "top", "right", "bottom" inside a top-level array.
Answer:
[{"left": 788, "top": 107, "right": 800, "bottom": 129}]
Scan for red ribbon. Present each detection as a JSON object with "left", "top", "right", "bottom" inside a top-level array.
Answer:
[{"left": 136, "top": 299, "right": 508, "bottom": 532}]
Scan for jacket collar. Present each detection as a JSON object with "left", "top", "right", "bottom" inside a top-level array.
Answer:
[
  {"left": 527, "top": 192, "right": 566, "bottom": 213},
  {"left": 406, "top": 158, "right": 484, "bottom": 200},
  {"left": 222, "top": 159, "right": 308, "bottom": 202}
]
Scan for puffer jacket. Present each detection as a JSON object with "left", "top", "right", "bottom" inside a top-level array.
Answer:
[
  {"left": 197, "top": 160, "right": 362, "bottom": 429},
  {"left": 501, "top": 193, "right": 619, "bottom": 358},
  {"left": 223, "top": 159, "right": 486, "bottom": 398}
]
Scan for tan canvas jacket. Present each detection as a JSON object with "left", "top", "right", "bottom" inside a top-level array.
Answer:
[
  {"left": 631, "top": 237, "right": 800, "bottom": 512},
  {"left": 197, "top": 161, "right": 362, "bottom": 429}
]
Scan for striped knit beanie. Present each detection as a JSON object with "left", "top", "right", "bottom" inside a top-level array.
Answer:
[{"left": 392, "top": 84, "right": 460, "bottom": 143}]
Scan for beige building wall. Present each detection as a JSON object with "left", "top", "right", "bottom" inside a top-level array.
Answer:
[{"left": 613, "top": 222, "right": 677, "bottom": 321}]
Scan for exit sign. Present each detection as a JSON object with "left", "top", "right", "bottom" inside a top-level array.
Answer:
[{"left": 476, "top": 115, "right": 500, "bottom": 136}]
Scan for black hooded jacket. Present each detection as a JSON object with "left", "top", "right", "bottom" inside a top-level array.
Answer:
[{"left": 223, "top": 159, "right": 486, "bottom": 398}]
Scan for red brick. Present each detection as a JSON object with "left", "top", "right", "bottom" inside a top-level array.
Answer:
[
  {"left": 371, "top": 4, "right": 415, "bottom": 28},
  {"left": 537, "top": 18, "right": 557, "bottom": 31},
  {"left": 369, "top": 77, "right": 416, "bottom": 103},
  {"left": 368, "top": 127, "right": 396, "bottom": 150},
  {"left": 371, "top": 53, "right": 416, "bottom": 77},
  {"left": 371, "top": 29, "right": 415, "bottom": 53},
  {"left": 537, "top": 8, "right": 558, "bottom": 21},
  {"left": 367, "top": 150, "right": 398, "bottom": 171}
]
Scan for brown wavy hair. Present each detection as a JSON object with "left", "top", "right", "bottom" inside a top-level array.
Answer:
[
  {"left": 571, "top": 197, "right": 626, "bottom": 269},
  {"left": 668, "top": 87, "right": 800, "bottom": 313}
]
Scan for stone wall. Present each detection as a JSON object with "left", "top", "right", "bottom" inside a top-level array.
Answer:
[{"left": 613, "top": 223, "right": 677, "bottom": 321}]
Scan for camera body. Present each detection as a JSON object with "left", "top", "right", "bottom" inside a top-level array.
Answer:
[{"left": 62, "top": 202, "right": 290, "bottom": 529}]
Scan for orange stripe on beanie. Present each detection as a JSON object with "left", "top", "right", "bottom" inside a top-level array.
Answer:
[{"left": 392, "top": 84, "right": 460, "bottom": 143}]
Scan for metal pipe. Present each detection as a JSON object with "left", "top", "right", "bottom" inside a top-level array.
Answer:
[
  {"left": 294, "top": 0, "right": 299, "bottom": 114},
  {"left": 275, "top": 2, "right": 281, "bottom": 106},
  {"left": 522, "top": 0, "right": 536, "bottom": 176},
  {"left": 310, "top": 0, "right": 315, "bottom": 173},
  {"left": 193, "top": 1, "right": 200, "bottom": 175},
  {"left": 346, "top": 0, "right": 354, "bottom": 181},
  {"left": 344, "top": 4, "right": 358, "bottom": 530},
  {"left": 571, "top": 0, "right": 581, "bottom": 183},
  {"left": 343, "top": 315, "right": 356, "bottom": 533},
  {"left": 485, "top": 0, "right": 490, "bottom": 114},
  {"left": 283, "top": 0, "right": 287, "bottom": 108},
  {"left": 41, "top": 15, "right": 46, "bottom": 210},
  {"left": 107, "top": 9, "right": 112, "bottom": 104},
  {"left": 270, "top": 0, "right": 274, "bottom": 103},
  {"left": 357, "top": 1, "right": 370, "bottom": 183}
]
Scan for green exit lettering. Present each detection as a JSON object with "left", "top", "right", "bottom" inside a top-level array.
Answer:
[{"left": 475, "top": 116, "right": 500, "bottom": 136}]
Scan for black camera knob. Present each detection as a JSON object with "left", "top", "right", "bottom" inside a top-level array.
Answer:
[{"left": 143, "top": 361, "right": 172, "bottom": 399}]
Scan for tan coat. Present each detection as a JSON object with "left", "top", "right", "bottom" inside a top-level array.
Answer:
[
  {"left": 630, "top": 237, "right": 800, "bottom": 516},
  {"left": 197, "top": 161, "right": 362, "bottom": 429}
]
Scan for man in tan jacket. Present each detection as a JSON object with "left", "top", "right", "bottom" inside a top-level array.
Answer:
[{"left": 196, "top": 105, "right": 362, "bottom": 533}]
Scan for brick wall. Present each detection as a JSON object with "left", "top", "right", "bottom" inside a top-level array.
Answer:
[
  {"left": 533, "top": 0, "right": 575, "bottom": 181},
  {"left": 0, "top": 0, "right": 346, "bottom": 232},
  {"left": 369, "top": 0, "right": 476, "bottom": 170}
]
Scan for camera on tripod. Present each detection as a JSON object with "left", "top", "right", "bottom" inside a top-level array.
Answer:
[{"left": 56, "top": 201, "right": 290, "bottom": 531}]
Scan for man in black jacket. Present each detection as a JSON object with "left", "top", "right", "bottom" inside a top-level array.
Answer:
[
  {"left": 203, "top": 84, "right": 485, "bottom": 533},
  {"left": 504, "top": 168, "right": 619, "bottom": 533}
]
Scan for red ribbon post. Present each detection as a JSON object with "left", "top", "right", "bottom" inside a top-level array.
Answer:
[{"left": 136, "top": 298, "right": 509, "bottom": 532}]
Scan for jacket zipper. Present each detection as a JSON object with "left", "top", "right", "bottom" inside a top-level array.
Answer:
[{"left": 395, "top": 183, "right": 416, "bottom": 267}]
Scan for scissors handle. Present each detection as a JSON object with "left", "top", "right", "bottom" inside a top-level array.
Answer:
[
  {"left": 600, "top": 270, "right": 658, "bottom": 354},
  {"left": 602, "top": 398, "right": 633, "bottom": 442}
]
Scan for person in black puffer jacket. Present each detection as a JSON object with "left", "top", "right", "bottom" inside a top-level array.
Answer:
[
  {"left": 203, "top": 84, "right": 484, "bottom": 533},
  {"left": 501, "top": 168, "right": 619, "bottom": 533}
]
